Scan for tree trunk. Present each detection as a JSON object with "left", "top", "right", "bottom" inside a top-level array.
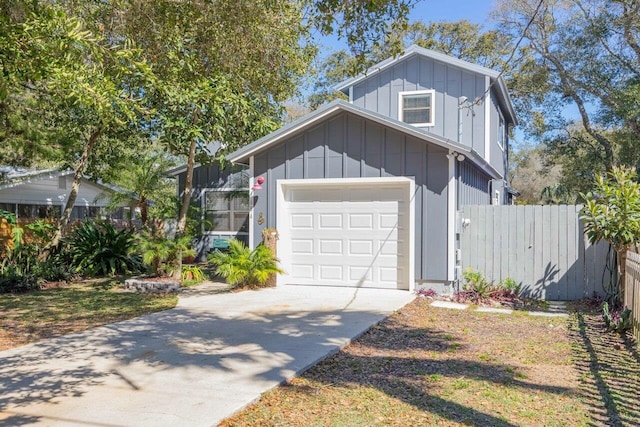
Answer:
[
  {"left": 176, "top": 139, "right": 197, "bottom": 235},
  {"left": 39, "top": 129, "right": 101, "bottom": 261},
  {"left": 139, "top": 198, "right": 148, "bottom": 227}
]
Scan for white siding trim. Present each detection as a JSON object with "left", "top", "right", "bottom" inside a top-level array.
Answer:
[
  {"left": 248, "top": 155, "right": 255, "bottom": 249},
  {"left": 447, "top": 155, "right": 456, "bottom": 283},
  {"left": 398, "top": 89, "right": 436, "bottom": 127},
  {"left": 484, "top": 76, "right": 491, "bottom": 163}
]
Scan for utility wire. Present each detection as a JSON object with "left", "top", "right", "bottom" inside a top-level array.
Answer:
[{"left": 473, "top": 0, "right": 545, "bottom": 106}]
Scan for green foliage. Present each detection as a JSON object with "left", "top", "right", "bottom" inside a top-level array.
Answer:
[
  {"left": 65, "top": 221, "right": 142, "bottom": 277},
  {"left": 208, "top": 239, "right": 283, "bottom": 289},
  {"left": 461, "top": 269, "right": 493, "bottom": 300},
  {"left": 581, "top": 167, "right": 640, "bottom": 250},
  {"left": 500, "top": 277, "right": 521, "bottom": 295},
  {"left": 181, "top": 265, "right": 206, "bottom": 284},
  {"left": 137, "top": 232, "right": 192, "bottom": 277},
  {"left": 602, "top": 302, "right": 632, "bottom": 333},
  {"left": 496, "top": 0, "right": 640, "bottom": 181},
  {"left": 98, "top": 150, "right": 176, "bottom": 227},
  {"left": 457, "top": 270, "right": 521, "bottom": 305}
]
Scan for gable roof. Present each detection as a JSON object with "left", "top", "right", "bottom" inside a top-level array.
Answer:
[
  {"left": 0, "top": 167, "right": 73, "bottom": 191},
  {"left": 334, "top": 45, "right": 518, "bottom": 127},
  {"left": 0, "top": 167, "right": 137, "bottom": 199},
  {"left": 227, "top": 99, "right": 502, "bottom": 179}
]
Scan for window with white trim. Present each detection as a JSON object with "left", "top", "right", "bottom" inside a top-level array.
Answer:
[
  {"left": 398, "top": 90, "right": 435, "bottom": 127},
  {"left": 203, "top": 190, "right": 250, "bottom": 233},
  {"left": 498, "top": 115, "right": 505, "bottom": 150}
]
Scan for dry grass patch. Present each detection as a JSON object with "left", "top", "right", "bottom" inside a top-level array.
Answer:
[
  {"left": 569, "top": 307, "right": 640, "bottom": 426},
  {"left": 221, "top": 299, "right": 590, "bottom": 426},
  {"left": 0, "top": 279, "right": 178, "bottom": 350}
]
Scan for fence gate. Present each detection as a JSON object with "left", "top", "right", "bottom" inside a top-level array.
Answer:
[{"left": 459, "top": 205, "right": 610, "bottom": 300}]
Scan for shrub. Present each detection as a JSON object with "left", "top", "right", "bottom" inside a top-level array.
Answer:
[
  {"left": 181, "top": 265, "right": 207, "bottom": 283},
  {"left": 208, "top": 239, "right": 283, "bottom": 289},
  {"left": 417, "top": 288, "right": 438, "bottom": 298},
  {"left": 602, "top": 301, "right": 632, "bottom": 333},
  {"left": 138, "top": 232, "right": 192, "bottom": 277},
  {"left": 65, "top": 221, "right": 142, "bottom": 276}
]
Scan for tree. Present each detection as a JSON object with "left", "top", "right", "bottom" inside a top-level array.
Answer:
[
  {"left": 509, "top": 144, "right": 564, "bottom": 204},
  {"left": 0, "top": 3, "right": 151, "bottom": 260},
  {"left": 98, "top": 151, "right": 176, "bottom": 228},
  {"left": 581, "top": 167, "right": 640, "bottom": 305},
  {"left": 494, "top": 0, "right": 640, "bottom": 172}
]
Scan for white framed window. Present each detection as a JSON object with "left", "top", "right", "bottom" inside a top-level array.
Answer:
[
  {"left": 203, "top": 190, "right": 250, "bottom": 233},
  {"left": 398, "top": 89, "right": 435, "bottom": 127},
  {"left": 498, "top": 113, "right": 505, "bottom": 151}
]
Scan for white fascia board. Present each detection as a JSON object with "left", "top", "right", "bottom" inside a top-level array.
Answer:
[
  {"left": 447, "top": 156, "right": 456, "bottom": 283},
  {"left": 484, "top": 75, "right": 491, "bottom": 163},
  {"left": 248, "top": 155, "right": 255, "bottom": 249}
]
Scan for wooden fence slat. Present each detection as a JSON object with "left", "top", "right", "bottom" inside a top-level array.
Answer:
[{"left": 461, "top": 204, "right": 609, "bottom": 300}]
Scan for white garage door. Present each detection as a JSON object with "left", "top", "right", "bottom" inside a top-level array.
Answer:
[{"left": 277, "top": 178, "right": 414, "bottom": 290}]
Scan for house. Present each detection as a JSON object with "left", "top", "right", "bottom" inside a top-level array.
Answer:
[
  {"left": 166, "top": 162, "right": 250, "bottom": 258},
  {"left": 184, "top": 46, "right": 518, "bottom": 292},
  {"left": 0, "top": 167, "right": 134, "bottom": 222}
]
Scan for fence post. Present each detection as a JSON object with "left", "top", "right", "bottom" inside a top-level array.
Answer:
[{"left": 625, "top": 251, "right": 640, "bottom": 344}]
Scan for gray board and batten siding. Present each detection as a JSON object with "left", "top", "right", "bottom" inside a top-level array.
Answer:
[
  {"left": 348, "top": 52, "right": 508, "bottom": 178},
  {"left": 460, "top": 204, "right": 610, "bottom": 300},
  {"left": 252, "top": 110, "right": 451, "bottom": 283},
  {"left": 176, "top": 163, "right": 249, "bottom": 258}
]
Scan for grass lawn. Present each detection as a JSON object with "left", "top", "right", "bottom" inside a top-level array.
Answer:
[
  {"left": 0, "top": 279, "right": 178, "bottom": 350},
  {"left": 221, "top": 298, "right": 640, "bottom": 427}
]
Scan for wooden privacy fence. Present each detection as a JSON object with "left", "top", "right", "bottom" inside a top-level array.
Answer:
[
  {"left": 625, "top": 251, "right": 640, "bottom": 344},
  {"left": 459, "top": 205, "right": 611, "bottom": 300}
]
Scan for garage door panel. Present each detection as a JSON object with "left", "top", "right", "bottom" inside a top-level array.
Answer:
[
  {"left": 291, "top": 264, "right": 314, "bottom": 279},
  {"left": 319, "top": 214, "right": 342, "bottom": 229},
  {"left": 281, "top": 182, "right": 411, "bottom": 289},
  {"left": 291, "top": 239, "right": 314, "bottom": 254},
  {"left": 319, "top": 239, "right": 343, "bottom": 255},
  {"left": 291, "top": 214, "right": 313, "bottom": 229},
  {"left": 348, "top": 213, "right": 374, "bottom": 229},
  {"left": 348, "top": 240, "right": 374, "bottom": 256}
]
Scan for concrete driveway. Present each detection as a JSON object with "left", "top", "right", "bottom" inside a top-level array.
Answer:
[{"left": 0, "top": 284, "right": 414, "bottom": 426}]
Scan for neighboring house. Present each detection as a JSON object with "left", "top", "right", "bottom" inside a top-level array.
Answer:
[
  {"left": 183, "top": 46, "right": 518, "bottom": 292},
  {"left": 0, "top": 167, "right": 134, "bottom": 222}
]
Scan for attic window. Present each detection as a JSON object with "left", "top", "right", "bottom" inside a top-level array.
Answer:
[{"left": 399, "top": 90, "right": 435, "bottom": 127}]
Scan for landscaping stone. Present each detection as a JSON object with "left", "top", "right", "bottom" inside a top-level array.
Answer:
[
  {"left": 528, "top": 311, "right": 569, "bottom": 318},
  {"left": 124, "top": 278, "right": 181, "bottom": 293},
  {"left": 476, "top": 307, "right": 513, "bottom": 314},
  {"left": 431, "top": 301, "right": 469, "bottom": 310}
]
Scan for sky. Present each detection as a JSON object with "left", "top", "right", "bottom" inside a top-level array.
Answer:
[
  {"left": 317, "top": 0, "right": 499, "bottom": 52},
  {"left": 408, "top": 0, "right": 497, "bottom": 26}
]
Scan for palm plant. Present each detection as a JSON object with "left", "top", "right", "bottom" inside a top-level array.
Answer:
[
  {"left": 137, "top": 231, "right": 192, "bottom": 278},
  {"left": 208, "top": 239, "right": 283, "bottom": 288},
  {"left": 98, "top": 152, "right": 176, "bottom": 227}
]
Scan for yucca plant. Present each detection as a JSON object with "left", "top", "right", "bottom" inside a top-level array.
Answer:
[
  {"left": 65, "top": 221, "right": 142, "bottom": 276},
  {"left": 208, "top": 239, "right": 283, "bottom": 289}
]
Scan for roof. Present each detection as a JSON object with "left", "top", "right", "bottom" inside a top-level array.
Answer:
[
  {"left": 334, "top": 45, "right": 518, "bottom": 127},
  {"left": 0, "top": 166, "right": 137, "bottom": 200},
  {"left": 0, "top": 167, "right": 73, "bottom": 190},
  {"left": 227, "top": 100, "right": 502, "bottom": 179}
]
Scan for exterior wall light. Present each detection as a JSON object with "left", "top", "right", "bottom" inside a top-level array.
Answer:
[
  {"left": 251, "top": 176, "right": 265, "bottom": 191},
  {"left": 446, "top": 152, "right": 466, "bottom": 162}
]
